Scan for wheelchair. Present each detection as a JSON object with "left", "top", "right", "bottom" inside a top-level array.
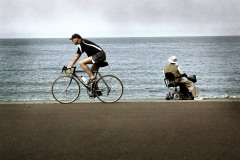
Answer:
[{"left": 164, "top": 72, "right": 197, "bottom": 100}]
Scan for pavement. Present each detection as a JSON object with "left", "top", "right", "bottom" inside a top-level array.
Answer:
[{"left": 0, "top": 101, "right": 240, "bottom": 160}]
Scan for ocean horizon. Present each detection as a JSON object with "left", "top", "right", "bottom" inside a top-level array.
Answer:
[{"left": 1, "top": 35, "right": 240, "bottom": 39}]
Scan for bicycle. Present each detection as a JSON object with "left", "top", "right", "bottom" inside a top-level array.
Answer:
[{"left": 51, "top": 62, "right": 124, "bottom": 103}]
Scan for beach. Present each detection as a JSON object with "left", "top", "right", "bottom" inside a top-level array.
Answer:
[{"left": 1, "top": 100, "right": 240, "bottom": 160}]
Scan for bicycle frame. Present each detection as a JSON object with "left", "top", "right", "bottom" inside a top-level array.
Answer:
[{"left": 63, "top": 66, "right": 111, "bottom": 93}]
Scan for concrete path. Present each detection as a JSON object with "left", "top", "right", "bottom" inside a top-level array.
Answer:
[{"left": 0, "top": 102, "right": 239, "bottom": 160}]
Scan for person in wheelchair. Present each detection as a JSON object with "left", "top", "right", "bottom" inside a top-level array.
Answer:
[{"left": 163, "top": 56, "right": 199, "bottom": 100}]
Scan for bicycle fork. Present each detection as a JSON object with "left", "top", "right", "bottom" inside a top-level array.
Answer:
[{"left": 63, "top": 75, "right": 74, "bottom": 92}]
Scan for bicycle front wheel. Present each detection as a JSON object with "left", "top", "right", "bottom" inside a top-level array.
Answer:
[
  {"left": 95, "top": 75, "right": 123, "bottom": 103},
  {"left": 52, "top": 76, "right": 80, "bottom": 104}
]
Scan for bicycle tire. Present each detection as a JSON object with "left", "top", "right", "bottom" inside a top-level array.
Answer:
[
  {"left": 52, "top": 76, "right": 80, "bottom": 104},
  {"left": 95, "top": 75, "right": 123, "bottom": 103}
]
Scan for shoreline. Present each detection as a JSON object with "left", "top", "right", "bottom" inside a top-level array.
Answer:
[{"left": 1, "top": 98, "right": 240, "bottom": 104}]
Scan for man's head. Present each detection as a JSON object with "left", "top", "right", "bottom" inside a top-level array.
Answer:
[
  {"left": 69, "top": 34, "right": 82, "bottom": 45},
  {"left": 168, "top": 56, "right": 178, "bottom": 64}
]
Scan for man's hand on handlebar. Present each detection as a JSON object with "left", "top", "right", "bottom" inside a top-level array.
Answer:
[
  {"left": 62, "top": 66, "right": 68, "bottom": 73},
  {"left": 67, "top": 65, "right": 72, "bottom": 69}
]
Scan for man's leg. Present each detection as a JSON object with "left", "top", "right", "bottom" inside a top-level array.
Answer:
[
  {"left": 91, "top": 64, "right": 99, "bottom": 74},
  {"left": 91, "top": 63, "right": 101, "bottom": 94},
  {"left": 180, "top": 77, "right": 197, "bottom": 97},
  {"left": 79, "top": 57, "right": 95, "bottom": 80}
]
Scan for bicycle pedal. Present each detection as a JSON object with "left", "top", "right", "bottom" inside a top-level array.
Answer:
[
  {"left": 89, "top": 96, "right": 95, "bottom": 99},
  {"left": 88, "top": 91, "right": 95, "bottom": 98}
]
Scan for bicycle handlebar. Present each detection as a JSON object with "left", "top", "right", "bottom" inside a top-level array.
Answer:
[
  {"left": 62, "top": 66, "right": 67, "bottom": 73},
  {"left": 62, "top": 66, "right": 77, "bottom": 73}
]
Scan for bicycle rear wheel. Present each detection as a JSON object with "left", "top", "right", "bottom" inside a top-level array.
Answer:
[
  {"left": 52, "top": 76, "right": 80, "bottom": 104},
  {"left": 95, "top": 75, "right": 123, "bottom": 103}
]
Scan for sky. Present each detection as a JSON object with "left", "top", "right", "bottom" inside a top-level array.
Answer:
[{"left": 0, "top": 0, "right": 240, "bottom": 38}]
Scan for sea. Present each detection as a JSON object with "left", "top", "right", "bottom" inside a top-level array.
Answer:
[{"left": 0, "top": 36, "right": 240, "bottom": 101}]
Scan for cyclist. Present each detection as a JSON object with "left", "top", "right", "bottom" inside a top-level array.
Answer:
[{"left": 67, "top": 33, "right": 107, "bottom": 84}]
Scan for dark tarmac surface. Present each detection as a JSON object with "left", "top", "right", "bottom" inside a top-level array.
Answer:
[{"left": 0, "top": 101, "right": 240, "bottom": 160}]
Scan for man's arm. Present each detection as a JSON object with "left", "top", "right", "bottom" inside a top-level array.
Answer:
[
  {"left": 178, "top": 66, "right": 182, "bottom": 74},
  {"left": 178, "top": 66, "right": 187, "bottom": 77},
  {"left": 67, "top": 52, "right": 81, "bottom": 68}
]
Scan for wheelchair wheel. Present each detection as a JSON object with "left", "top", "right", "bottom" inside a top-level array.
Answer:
[{"left": 173, "top": 93, "right": 181, "bottom": 100}]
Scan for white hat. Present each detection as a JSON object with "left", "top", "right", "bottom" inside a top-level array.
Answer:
[{"left": 168, "top": 56, "right": 178, "bottom": 64}]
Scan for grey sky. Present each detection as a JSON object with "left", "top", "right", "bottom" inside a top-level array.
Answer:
[{"left": 0, "top": 0, "right": 240, "bottom": 38}]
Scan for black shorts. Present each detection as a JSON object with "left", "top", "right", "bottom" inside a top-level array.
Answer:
[{"left": 92, "top": 51, "right": 106, "bottom": 64}]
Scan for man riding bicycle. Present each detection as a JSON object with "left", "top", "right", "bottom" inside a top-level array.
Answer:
[{"left": 67, "top": 34, "right": 107, "bottom": 84}]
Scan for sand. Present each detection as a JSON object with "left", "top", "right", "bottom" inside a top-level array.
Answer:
[{"left": 0, "top": 100, "right": 240, "bottom": 160}]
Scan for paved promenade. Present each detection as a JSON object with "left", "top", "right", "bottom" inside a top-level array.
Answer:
[{"left": 0, "top": 101, "right": 240, "bottom": 160}]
